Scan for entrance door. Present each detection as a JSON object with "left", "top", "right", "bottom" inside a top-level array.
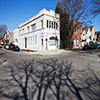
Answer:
[
  {"left": 45, "top": 39, "right": 48, "bottom": 50},
  {"left": 25, "top": 37, "right": 27, "bottom": 48}
]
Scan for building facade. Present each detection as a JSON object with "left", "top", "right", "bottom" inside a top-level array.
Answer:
[
  {"left": 81, "top": 26, "right": 96, "bottom": 47},
  {"left": 13, "top": 9, "right": 60, "bottom": 50},
  {"left": 3, "top": 31, "right": 13, "bottom": 45},
  {"left": 73, "top": 22, "right": 82, "bottom": 48},
  {"left": 96, "top": 31, "right": 100, "bottom": 43}
]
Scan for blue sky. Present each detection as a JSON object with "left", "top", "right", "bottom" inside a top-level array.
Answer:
[{"left": 0, "top": 0, "right": 100, "bottom": 32}]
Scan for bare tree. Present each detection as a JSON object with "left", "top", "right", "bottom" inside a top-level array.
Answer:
[
  {"left": 91, "top": 0, "right": 100, "bottom": 16},
  {"left": 0, "top": 24, "right": 7, "bottom": 36},
  {"left": 55, "top": 0, "right": 91, "bottom": 48}
]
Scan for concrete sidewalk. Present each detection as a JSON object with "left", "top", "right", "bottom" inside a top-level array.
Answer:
[{"left": 20, "top": 49, "right": 72, "bottom": 55}]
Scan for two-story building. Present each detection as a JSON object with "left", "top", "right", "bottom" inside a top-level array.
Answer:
[
  {"left": 81, "top": 26, "right": 96, "bottom": 47},
  {"left": 73, "top": 22, "right": 82, "bottom": 48},
  {"left": 3, "top": 31, "right": 13, "bottom": 45},
  {"left": 96, "top": 31, "right": 100, "bottom": 43},
  {"left": 13, "top": 9, "right": 60, "bottom": 50}
]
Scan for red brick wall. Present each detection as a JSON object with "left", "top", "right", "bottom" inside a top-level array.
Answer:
[{"left": 73, "top": 23, "right": 82, "bottom": 48}]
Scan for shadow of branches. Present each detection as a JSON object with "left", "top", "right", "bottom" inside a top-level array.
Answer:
[{"left": 0, "top": 59, "right": 100, "bottom": 100}]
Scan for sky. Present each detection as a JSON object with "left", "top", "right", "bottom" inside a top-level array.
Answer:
[{"left": 0, "top": 0, "right": 100, "bottom": 32}]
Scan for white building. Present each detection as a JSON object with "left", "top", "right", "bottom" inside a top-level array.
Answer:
[
  {"left": 81, "top": 26, "right": 96, "bottom": 47},
  {"left": 13, "top": 9, "right": 60, "bottom": 50},
  {"left": 3, "top": 31, "right": 13, "bottom": 44}
]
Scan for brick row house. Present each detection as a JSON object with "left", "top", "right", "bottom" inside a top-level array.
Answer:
[
  {"left": 73, "top": 22, "right": 82, "bottom": 48},
  {"left": 73, "top": 24, "right": 97, "bottom": 48}
]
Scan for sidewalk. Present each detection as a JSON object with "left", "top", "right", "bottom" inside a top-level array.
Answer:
[{"left": 20, "top": 49, "right": 72, "bottom": 55}]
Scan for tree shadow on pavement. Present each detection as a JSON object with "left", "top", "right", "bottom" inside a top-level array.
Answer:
[{"left": 0, "top": 59, "right": 100, "bottom": 100}]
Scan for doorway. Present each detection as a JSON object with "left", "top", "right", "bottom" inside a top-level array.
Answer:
[
  {"left": 25, "top": 37, "right": 27, "bottom": 48},
  {"left": 45, "top": 39, "right": 48, "bottom": 50}
]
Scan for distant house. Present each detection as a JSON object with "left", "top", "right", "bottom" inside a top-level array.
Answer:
[
  {"left": 3, "top": 31, "right": 13, "bottom": 45},
  {"left": 73, "top": 22, "right": 82, "bottom": 48},
  {"left": 13, "top": 9, "right": 60, "bottom": 50},
  {"left": 81, "top": 26, "right": 96, "bottom": 47},
  {"left": 9, "top": 33, "right": 14, "bottom": 44},
  {"left": 96, "top": 31, "right": 100, "bottom": 43}
]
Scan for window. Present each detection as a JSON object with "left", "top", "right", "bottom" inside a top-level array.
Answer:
[
  {"left": 80, "top": 28, "right": 82, "bottom": 32},
  {"left": 52, "top": 21, "right": 53, "bottom": 28},
  {"left": 29, "top": 37, "right": 31, "bottom": 44},
  {"left": 22, "top": 29, "right": 24, "bottom": 33},
  {"left": 41, "top": 20, "right": 43, "bottom": 28},
  {"left": 47, "top": 20, "right": 49, "bottom": 28},
  {"left": 49, "top": 37, "right": 56, "bottom": 45},
  {"left": 33, "top": 36, "right": 34, "bottom": 44},
  {"left": 74, "top": 27, "right": 77, "bottom": 33},
  {"left": 27, "top": 26, "right": 30, "bottom": 32},
  {"left": 54, "top": 22, "right": 56, "bottom": 29},
  {"left": 47, "top": 20, "right": 58, "bottom": 29},
  {"left": 41, "top": 39, "right": 43, "bottom": 46},
  {"left": 30, "top": 37, "right": 32, "bottom": 44},
  {"left": 35, "top": 35, "right": 37, "bottom": 44},
  {"left": 77, "top": 40, "right": 79, "bottom": 45},
  {"left": 49, "top": 21, "right": 52, "bottom": 28},
  {"left": 49, "top": 40, "right": 56, "bottom": 45},
  {"left": 31, "top": 24, "right": 36, "bottom": 31},
  {"left": 56, "top": 23, "right": 58, "bottom": 29},
  {"left": 74, "top": 40, "right": 76, "bottom": 45},
  {"left": 15, "top": 39, "right": 18, "bottom": 42},
  {"left": 90, "top": 27, "right": 92, "bottom": 32},
  {"left": 90, "top": 36, "right": 91, "bottom": 40},
  {"left": 19, "top": 30, "right": 21, "bottom": 34}
]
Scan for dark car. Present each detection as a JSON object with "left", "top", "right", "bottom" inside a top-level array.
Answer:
[
  {"left": 13, "top": 45, "right": 20, "bottom": 51},
  {"left": 82, "top": 45, "right": 91, "bottom": 50},
  {"left": 89, "top": 45, "right": 95, "bottom": 49},
  {"left": 9, "top": 43, "right": 15, "bottom": 50},
  {"left": 96, "top": 44, "right": 100, "bottom": 49}
]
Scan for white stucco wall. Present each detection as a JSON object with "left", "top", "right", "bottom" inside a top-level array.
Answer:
[
  {"left": 13, "top": 28, "right": 19, "bottom": 46},
  {"left": 13, "top": 9, "right": 60, "bottom": 50}
]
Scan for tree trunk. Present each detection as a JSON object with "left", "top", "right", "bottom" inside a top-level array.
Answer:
[{"left": 37, "top": 86, "right": 42, "bottom": 100}]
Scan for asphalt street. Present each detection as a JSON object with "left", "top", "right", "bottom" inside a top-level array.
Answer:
[
  {"left": 0, "top": 48, "right": 100, "bottom": 100},
  {"left": 0, "top": 48, "right": 100, "bottom": 71}
]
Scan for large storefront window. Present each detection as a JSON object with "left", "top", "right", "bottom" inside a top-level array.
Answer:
[{"left": 49, "top": 37, "right": 56, "bottom": 45}]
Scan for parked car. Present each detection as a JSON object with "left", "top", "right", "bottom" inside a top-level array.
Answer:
[
  {"left": 13, "top": 45, "right": 20, "bottom": 51},
  {"left": 9, "top": 43, "right": 15, "bottom": 50},
  {"left": 4, "top": 44, "right": 10, "bottom": 50},
  {"left": 0, "top": 44, "right": 2, "bottom": 48},
  {"left": 96, "top": 44, "right": 100, "bottom": 49},
  {"left": 82, "top": 45, "right": 91, "bottom": 50},
  {"left": 89, "top": 45, "right": 95, "bottom": 49}
]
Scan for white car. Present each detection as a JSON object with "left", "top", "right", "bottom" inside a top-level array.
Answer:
[
  {"left": 0, "top": 44, "right": 2, "bottom": 48},
  {"left": 4, "top": 44, "right": 10, "bottom": 50}
]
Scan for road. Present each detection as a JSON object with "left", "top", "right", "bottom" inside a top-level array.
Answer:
[
  {"left": 0, "top": 48, "right": 100, "bottom": 75},
  {"left": 0, "top": 48, "right": 100, "bottom": 70},
  {"left": 0, "top": 48, "right": 100, "bottom": 100}
]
